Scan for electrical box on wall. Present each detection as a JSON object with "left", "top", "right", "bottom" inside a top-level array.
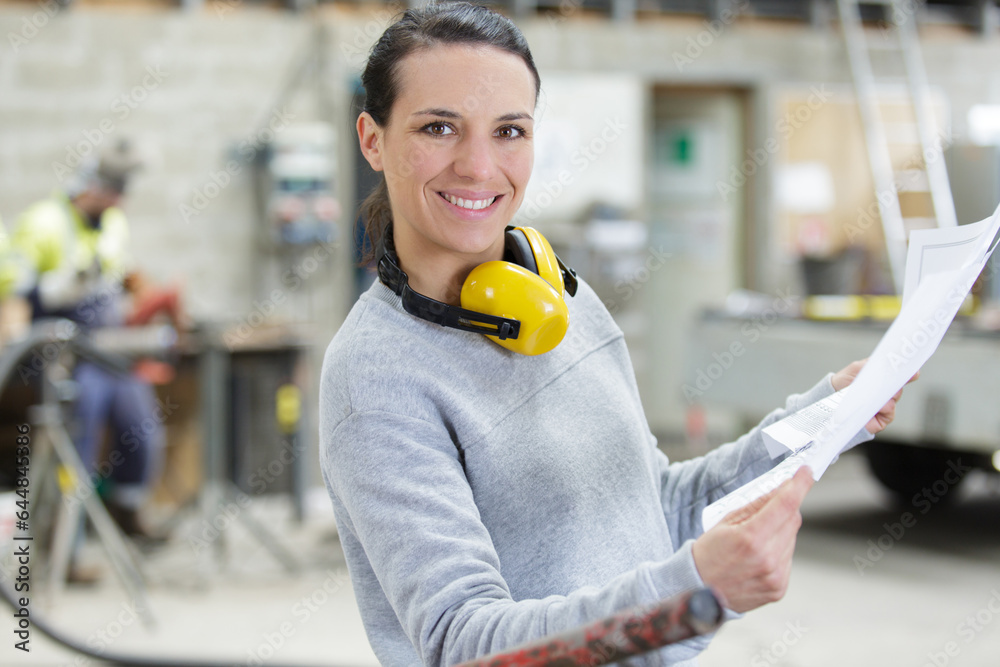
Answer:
[{"left": 264, "top": 122, "right": 340, "bottom": 247}]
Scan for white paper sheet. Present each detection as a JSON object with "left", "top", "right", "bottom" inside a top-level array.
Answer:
[
  {"left": 903, "top": 216, "right": 998, "bottom": 305},
  {"left": 761, "top": 389, "right": 847, "bottom": 459},
  {"left": 702, "top": 201, "right": 1000, "bottom": 531}
]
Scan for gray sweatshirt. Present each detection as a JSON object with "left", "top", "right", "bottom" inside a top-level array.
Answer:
[{"left": 320, "top": 278, "right": 868, "bottom": 666}]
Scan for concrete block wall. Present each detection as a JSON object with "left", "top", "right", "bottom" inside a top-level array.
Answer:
[
  {"left": 0, "top": 6, "right": 351, "bottom": 335},
  {"left": 3, "top": 6, "right": 998, "bottom": 318}
]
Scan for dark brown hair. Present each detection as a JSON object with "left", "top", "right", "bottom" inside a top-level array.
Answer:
[{"left": 357, "top": 1, "right": 541, "bottom": 262}]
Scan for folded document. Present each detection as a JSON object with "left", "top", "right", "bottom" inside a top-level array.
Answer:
[{"left": 761, "top": 390, "right": 846, "bottom": 459}]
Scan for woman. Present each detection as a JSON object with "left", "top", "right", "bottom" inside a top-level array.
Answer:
[{"left": 320, "top": 4, "right": 901, "bottom": 665}]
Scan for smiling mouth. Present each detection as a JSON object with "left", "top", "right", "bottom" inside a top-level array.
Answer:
[{"left": 440, "top": 192, "right": 498, "bottom": 211}]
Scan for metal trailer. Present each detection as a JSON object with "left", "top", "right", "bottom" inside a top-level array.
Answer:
[{"left": 686, "top": 314, "right": 999, "bottom": 503}]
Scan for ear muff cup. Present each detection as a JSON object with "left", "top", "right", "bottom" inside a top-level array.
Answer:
[
  {"left": 459, "top": 227, "right": 569, "bottom": 356},
  {"left": 461, "top": 261, "right": 569, "bottom": 356}
]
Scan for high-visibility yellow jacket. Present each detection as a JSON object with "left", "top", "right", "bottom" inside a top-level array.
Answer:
[
  {"left": 10, "top": 192, "right": 130, "bottom": 313},
  {"left": 0, "top": 217, "right": 18, "bottom": 299}
]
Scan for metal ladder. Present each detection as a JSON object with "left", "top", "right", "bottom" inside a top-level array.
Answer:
[{"left": 837, "top": 0, "right": 957, "bottom": 294}]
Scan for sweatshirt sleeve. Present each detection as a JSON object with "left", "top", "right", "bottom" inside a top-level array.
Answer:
[
  {"left": 324, "top": 409, "right": 714, "bottom": 667},
  {"left": 657, "top": 373, "right": 874, "bottom": 548}
]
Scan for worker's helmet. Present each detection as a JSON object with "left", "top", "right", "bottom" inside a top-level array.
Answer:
[{"left": 67, "top": 139, "right": 143, "bottom": 197}]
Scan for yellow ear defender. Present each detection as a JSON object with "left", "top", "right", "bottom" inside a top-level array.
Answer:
[
  {"left": 461, "top": 227, "right": 572, "bottom": 355},
  {"left": 376, "top": 226, "right": 578, "bottom": 356}
]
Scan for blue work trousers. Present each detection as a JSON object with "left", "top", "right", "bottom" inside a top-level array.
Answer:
[{"left": 72, "top": 361, "right": 164, "bottom": 492}]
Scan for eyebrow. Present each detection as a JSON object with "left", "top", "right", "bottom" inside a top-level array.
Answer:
[{"left": 411, "top": 108, "right": 533, "bottom": 122}]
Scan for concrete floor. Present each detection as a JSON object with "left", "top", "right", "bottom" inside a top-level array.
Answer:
[{"left": 3, "top": 450, "right": 1000, "bottom": 667}]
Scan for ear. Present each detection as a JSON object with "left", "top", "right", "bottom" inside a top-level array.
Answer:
[{"left": 357, "top": 111, "right": 385, "bottom": 172}]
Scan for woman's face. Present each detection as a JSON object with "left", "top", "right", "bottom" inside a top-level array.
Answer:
[{"left": 361, "top": 44, "right": 536, "bottom": 268}]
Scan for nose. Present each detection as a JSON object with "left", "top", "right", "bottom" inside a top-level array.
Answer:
[{"left": 453, "top": 134, "right": 495, "bottom": 182}]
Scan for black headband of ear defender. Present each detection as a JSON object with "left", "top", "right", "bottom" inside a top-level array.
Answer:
[{"left": 376, "top": 225, "right": 577, "bottom": 341}]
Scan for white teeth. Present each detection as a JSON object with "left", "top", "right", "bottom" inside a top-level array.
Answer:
[{"left": 445, "top": 194, "right": 496, "bottom": 210}]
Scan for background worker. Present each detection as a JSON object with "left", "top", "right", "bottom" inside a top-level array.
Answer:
[
  {"left": 9, "top": 140, "right": 175, "bottom": 545},
  {"left": 0, "top": 220, "right": 30, "bottom": 344}
]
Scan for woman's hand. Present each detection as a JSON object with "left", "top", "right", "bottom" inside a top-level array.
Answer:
[
  {"left": 692, "top": 467, "right": 814, "bottom": 613},
  {"left": 831, "top": 358, "right": 920, "bottom": 434}
]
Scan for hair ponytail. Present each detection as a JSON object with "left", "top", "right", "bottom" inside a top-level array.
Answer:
[{"left": 358, "top": 178, "right": 391, "bottom": 263}]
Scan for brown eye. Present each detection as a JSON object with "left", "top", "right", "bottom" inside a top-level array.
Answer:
[
  {"left": 422, "top": 122, "right": 454, "bottom": 136},
  {"left": 497, "top": 125, "right": 525, "bottom": 140}
]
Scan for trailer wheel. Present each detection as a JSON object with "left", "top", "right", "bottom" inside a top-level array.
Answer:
[{"left": 862, "top": 441, "right": 970, "bottom": 507}]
